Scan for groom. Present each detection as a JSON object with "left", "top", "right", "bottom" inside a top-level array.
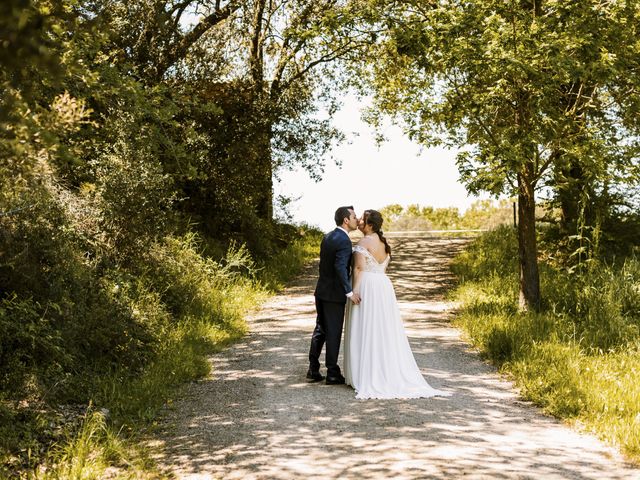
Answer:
[{"left": 307, "top": 206, "right": 361, "bottom": 385}]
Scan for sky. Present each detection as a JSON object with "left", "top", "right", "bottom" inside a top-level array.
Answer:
[{"left": 274, "top": 94, "right": 489, "bottom": 231}]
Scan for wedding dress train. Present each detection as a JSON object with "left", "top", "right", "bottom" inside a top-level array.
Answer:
[{"left": 344, "top": 245, "right": 450, "bottom": 400}]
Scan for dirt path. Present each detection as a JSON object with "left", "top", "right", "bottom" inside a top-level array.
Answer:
[{"left": 150, "top": 235, "right": 639, "bottom": 479}]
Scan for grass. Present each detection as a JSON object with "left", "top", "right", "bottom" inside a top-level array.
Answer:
[
  {"left": 24, "top": 231, "right": 321, "bottom": 479},
  {"left": 37, "top": 409, "right": 155, "bottom": 479},
  {"left": 258, "top": 229, "right": 323, "bottom": 291},
  {"left": 450, "top": 225, "right": 640, "bottom": 462}
]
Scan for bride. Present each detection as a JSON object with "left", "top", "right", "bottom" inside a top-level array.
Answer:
[{"left": 344, "top": 209, "right": 451, "bottom": 400}]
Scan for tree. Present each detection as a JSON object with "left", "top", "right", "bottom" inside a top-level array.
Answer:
[
  {"left": 220, "top": 0, "right": 374, "bottom": 220},
  {"left": 359, "top": 0, "right": 640, "bottom": 311}
]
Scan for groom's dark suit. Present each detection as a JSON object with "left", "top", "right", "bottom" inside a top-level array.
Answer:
[{"left": 308, "top": 227, "right": 353, "bottom": 378}]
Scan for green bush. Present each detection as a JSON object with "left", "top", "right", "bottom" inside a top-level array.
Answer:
[
  {"left": 540, "top": 257, "right": 640, "bottom": 351},
  {"left": 32, "top": 231, "right": 319, "bottom": 477},
  {"left": 0, "top": 297, "right": 67, "bottom": 395},
  {"left": 0, "top": 194, "right": 159, "bottom": 402},
  {"left": 379, "top": 200, "right": 514, "bottom": 231},
  {"left": 91, "top": 136, "right": 175, "bottom": 262},
  {"left": 145, "top": 234, "right": 257, "bottom": 326},
  {"left": 0, "top": 223, "right": 318, "bottom": 476},
  {"left": 0, "top": 0, "right": 326, "bottom": 475},
  {"left": 258, "top": 226, "right": 323, "bottom": 290},
  {"left": 450, "top": 225, "right": 518, "bottom": 282}
]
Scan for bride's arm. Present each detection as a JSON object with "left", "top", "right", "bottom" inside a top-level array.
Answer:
[{"left": 352, "top": 249, "right": 367, "bottom": 297}]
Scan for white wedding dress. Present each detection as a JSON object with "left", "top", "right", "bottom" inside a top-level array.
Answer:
[{"left": 344, "top": 245, "right": 451, "bottom": 400}]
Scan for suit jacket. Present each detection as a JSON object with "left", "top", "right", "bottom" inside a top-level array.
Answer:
[{"left": 314, "top": 228, "right": 353, "bottom": 303}]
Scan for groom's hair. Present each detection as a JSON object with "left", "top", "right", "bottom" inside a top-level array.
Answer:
[{"left": 334, "top": 206, "right": 354, "bottom": 226}]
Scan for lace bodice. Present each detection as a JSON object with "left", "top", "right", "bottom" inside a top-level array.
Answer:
[{"left": 353, "top": 245, "right": 390, "bottom": 274}]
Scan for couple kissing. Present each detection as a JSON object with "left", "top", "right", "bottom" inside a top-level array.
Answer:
[{"left": 307, "top": 206, "right": 451, "bottom": 400}]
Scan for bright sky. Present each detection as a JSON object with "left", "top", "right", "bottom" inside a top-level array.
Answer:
[{"left": 274, "top": 94, "right": 488, "bottom": 231}]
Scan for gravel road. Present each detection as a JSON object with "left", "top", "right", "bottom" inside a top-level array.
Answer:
[{"left": 151, "top": 235, "right": 639, "bottom": 479}]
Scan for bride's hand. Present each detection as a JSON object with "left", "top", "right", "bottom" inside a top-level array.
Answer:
[{"left": 351, "top": 292, "right": 361, "bottom": 305}]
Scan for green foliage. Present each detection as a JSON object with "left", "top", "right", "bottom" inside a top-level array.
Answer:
[
  {"left": 540, "top": 206, "right": 640, "bottom": 267},
  {"left": 360, "top": 0, "right": 640, "bottom": 309},
  {"left": 258, "top": 227, "right": 323, "bottom": 291},
  {"left": 0, "top": 196, "right": 159, "bottom": 404},
  {"left": 144, "top": 234, "right": 254, "bottom": 323},
  {"left": 452, "top": 229, "right": 640, "bottom": 461},
  {"left": 39, "top": 408, "right": 157, "bottom": 479},
  {"left": 451, "top": 225, "right": 518, "bottom": 281},
  {"left": 462, "top": 200, "right": 515, "bottom": 230},
  {"left": 0, "top": 231, "right": 318, "bottom": 477},
  {"left": 510, "top": 343, "right": 588, "bottom": 417},
  {"left": 379, "top": 199, "right": 514, "bottom": 231},
  {"left": 91, "top": 136, "right": 175, "bottom": 260},
  {"left": 543, "top": 260, "right": 640, "bottom": 352},
  {"left": 0, "top": 0, "right": 340, "bottom": 476},
  {"left": 364, "top": 0, "right": 640, "bottom": 195}
]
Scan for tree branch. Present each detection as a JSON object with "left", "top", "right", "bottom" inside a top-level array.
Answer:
[
  {"left": 276, "top": 39, "right": 357, "bottom": 95},
  {"left": 250, "top": 0, "right": 267, "bottom": 87},
  {"left": 170, "top": 0, "right": 193, "bottom": 33},
  {"left": 444, "top": 71, "right": 504, "bottom": 154},
  {"left": 157, "top": 0, "right": 241, "bottom": 78}
]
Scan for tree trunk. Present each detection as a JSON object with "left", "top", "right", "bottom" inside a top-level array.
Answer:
[
  {"left": 554, "top": 84, "right": 596, "bottom": 234},
  {"left": 249, "top": 0, "right": 273, "bottom": 222},
  {"left": 557, "top": 160, "right": 594, "bottom": 234},
  {"left": 255, "top": 123, "right": 273, "bottom": 221},
  {"left": 517, "top": 163, "right": 541, "bottom": 311}
]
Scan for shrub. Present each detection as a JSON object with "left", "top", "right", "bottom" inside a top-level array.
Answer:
[
  {"left": 450, "top": 225, "right": 518, "bottom": 282},
  {"left": 0, "top": 296, "right": 67, "bottom": 397},
  {"left": 91, "top": 136, "right": 175, "bottom": 262},
  {"left": 144, "top": 233, "right": 257, "bottom": 328}
]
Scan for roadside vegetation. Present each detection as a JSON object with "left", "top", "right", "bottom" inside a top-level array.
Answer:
[
  {"left": 2, "top": 0, "right": 333, "bottom": 476},
  {"left": 1, "top": 228, "right": 321, "bottom": 479},
  {"left": 379, "top": 199, "right": 515, "bottom": 231},
  {"left": 450, "top": 224, "right": 640, "bottom": 462}
]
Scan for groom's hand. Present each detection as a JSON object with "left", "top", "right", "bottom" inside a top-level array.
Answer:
[{"left": 350, "top": 293, "right": 361, "bottom": 304}]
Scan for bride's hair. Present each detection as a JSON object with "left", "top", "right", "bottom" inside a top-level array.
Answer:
[{"left": 364, "top": 210, "right": 391, "bottom": 256}]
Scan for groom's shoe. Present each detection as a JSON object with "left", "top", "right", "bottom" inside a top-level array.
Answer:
[
  {"left": 306, "top": 369, "right": 324, "bottom": 382},
  {"left": 325, "top": 374, "right": 346, "bottom": 385}
]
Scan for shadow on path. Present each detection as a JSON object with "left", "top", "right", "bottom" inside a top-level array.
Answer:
[{"left": 150, "top": 235, "right": 638, "bottom": 480}]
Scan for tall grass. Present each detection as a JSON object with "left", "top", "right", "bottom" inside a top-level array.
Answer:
[
  {"left": 258, "top": 229, "right": 322, "bottom": 290},
  {"left": 38, "top": 409, "right": 155, "bottom": 480},
  {"left": 451, "top": 226, "right": 640, "bottom": 462},
  {"left": 30, "top": 231, "right": 321, "bottom": 479}
]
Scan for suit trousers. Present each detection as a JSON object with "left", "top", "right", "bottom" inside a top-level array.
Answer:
[{"left": 308, "top": 297, "right": 346, "bottom": 377}]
